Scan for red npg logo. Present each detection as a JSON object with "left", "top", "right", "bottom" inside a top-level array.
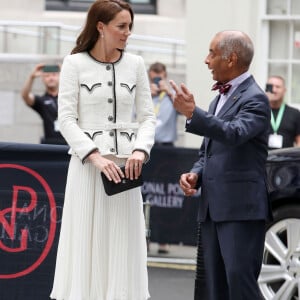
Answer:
[{"left": 0, "top": 164, "right": 57, "bottom": 279}]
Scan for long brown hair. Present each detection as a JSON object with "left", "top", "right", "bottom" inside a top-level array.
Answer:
[{"left": 71, "top": 0, "right": 134, "bottom": 54}]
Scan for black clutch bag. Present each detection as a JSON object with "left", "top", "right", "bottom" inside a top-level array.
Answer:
[{"left": 101, "top": 166, "right": 144, "bottom": 196}]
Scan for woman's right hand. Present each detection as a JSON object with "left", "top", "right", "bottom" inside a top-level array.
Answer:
[{"left": 87, "top": 150, "right": 124, "bottom": 183}]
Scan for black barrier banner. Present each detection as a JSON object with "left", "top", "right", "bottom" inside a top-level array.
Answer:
[
  {"left": 0, "top": 142, "right": 200, "bottom": 300},
  {"left": 142, "top": 145, "right": 200, "bottom": 246},
  {"left": 0, "top": 143, "right": 69, "bottom": 300}
]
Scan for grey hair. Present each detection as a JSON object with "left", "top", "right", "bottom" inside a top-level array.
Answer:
[
  {"left": 268, "top": 75, "right": 286, "bottom": 86},
  {"left": 217, "top": 31, "right": 254, "bottom": 69}
]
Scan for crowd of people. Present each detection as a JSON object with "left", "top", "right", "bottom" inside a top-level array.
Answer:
[{"left": 16, "top": 1, "right": 300, "bottom": 300}]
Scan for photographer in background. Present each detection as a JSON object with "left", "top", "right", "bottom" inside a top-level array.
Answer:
[
  {"left": 21, "top": 63, "right": 66, "bottom": 145},
  {"left": 266, "top": 75, "right": 300, "bottom": 149},
  {"left": 149, "top": 62, "right": 178, "bottom": 147}
]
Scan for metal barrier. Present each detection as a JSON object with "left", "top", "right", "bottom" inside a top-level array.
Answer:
[
  {"left": 0, "top": 20, "right": 186, "bottom": 68},
  {"left": 144, "top": 200, "right": 152, "bottom": 251}
]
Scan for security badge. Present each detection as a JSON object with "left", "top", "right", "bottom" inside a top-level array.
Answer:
[
  {"left": 54, "top": 120, "right": 60, "bottom": 132},
  {"left": 268, "top": 133, "right": 283, "bottom": 148},
  {"left": 269, "top": 103, "right": 285, "bottom": 149}
]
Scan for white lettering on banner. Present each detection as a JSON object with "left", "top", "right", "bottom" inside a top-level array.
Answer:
[
  {"left": 0, "top": 204, "right": 63, "bottom": 246},
  {"left": 142, "top": 181, "right": 201, "bottom": 208},
  {"left": 142, "top": 182, "right": 165, "bottom": 195},
  {"left": 144, "top": 194, "right": 184, "bottom": 208},
  {"left": 167, "top": 183, "right": 185, "bottom": 195}
]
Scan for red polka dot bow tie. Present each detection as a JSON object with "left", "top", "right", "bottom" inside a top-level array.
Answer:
[{"left": 211, "top": 82, "right": 232, "bottom": 95}]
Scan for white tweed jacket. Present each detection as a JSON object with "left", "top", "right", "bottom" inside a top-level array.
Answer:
[{"left": 58, "top": 51, "right": 156, "bottom": 162}]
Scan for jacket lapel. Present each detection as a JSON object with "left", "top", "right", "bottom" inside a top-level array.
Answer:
[
  {"left": 204, "top": 76, "right": 254, "bottom": 150},
  {"left": 216, "top": 75, "right": 254, "bottom": 118},
  {"left": 209, "top": 95, "right": 220, "bottom": 115},
  {"left": 217, "top": 93, "right": 241, "bottom": 118},
  {"left": 205, "top": 95, "right": 220, "bottom": 149}
]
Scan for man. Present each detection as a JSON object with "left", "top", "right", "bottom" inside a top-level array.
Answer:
[
  {"left": 149, "top": 62, "right": 178, "bottom": 147},
  {"left": 148, "top": 62, "right": 178, "bottom": 254},
  {"left": 266, "top": 75, "right": 300, "bottom": 149},
  {"left": 21, "top": 63, "right": 66, "bottom": 144},
  {"left": 170, "top": 31, "right": 271, "bottom": 300}
]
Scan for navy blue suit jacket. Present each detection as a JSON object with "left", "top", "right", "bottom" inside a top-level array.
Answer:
[{"left": 188, "top": 76, "right": 271, "bottom": 222}]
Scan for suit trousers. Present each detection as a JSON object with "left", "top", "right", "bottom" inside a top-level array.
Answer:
[{"left": 200, "top": 214, "right": 265, "bottom": 300}]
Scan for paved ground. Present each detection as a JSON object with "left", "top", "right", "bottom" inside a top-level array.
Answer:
[
  {"left": 147, "top": 243, "right": 197, "bottom": 300},
  {"left": 148, "top": 267, "right": 195, "bottom": 300}
]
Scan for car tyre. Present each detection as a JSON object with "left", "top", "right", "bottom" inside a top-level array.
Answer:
[{"left": 259, "top": 205, "right": 300, "bottom": 300}]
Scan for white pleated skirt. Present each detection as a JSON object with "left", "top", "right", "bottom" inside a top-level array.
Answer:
[{"left": 50, "top": 155, "right": 150, "bottom": 300}]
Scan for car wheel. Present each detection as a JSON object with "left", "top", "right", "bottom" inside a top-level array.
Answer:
[{"left": 259, "top": 205, "right": 300, "bottom": 300}]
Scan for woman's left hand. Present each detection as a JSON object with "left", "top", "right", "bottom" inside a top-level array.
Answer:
[{"left": 125, "top": 150, "right": 145, "bottom": 180}]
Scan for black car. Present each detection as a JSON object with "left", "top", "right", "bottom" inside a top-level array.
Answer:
[{"left": 259, "top": 147, "right": 300, "bottom": 300}]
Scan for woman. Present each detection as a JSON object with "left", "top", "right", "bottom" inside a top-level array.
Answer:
[{"left": 50, "top": 1, "right": 155, "bottom": 299}]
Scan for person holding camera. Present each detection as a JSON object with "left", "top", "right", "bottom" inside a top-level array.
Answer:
[
  {"left": 21, "top": 63, "right": 66, "bottom": 144},
  {"left": 266, "top": 75, "right": 300, "bottom": 149},
  {"left": 149, "top": 62, "right": 178, "bottom": 147}
]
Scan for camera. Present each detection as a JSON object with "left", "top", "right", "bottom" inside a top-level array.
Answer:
[
  {"left": 152, "top": 76, "right": 162, "bottom": 86},
  {"left": 265, "top": 83, "right": 273, "bottom": 93},
  {"left": 42, "top": 65, "right": 60, "bottom": 73}
]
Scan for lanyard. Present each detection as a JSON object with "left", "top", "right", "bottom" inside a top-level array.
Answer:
[
  {"left": 270, "top": 103, "right": 285, "bottom": 134},
  {"left": 154, "top": 92, "right": 166, "bottom": 116}
]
